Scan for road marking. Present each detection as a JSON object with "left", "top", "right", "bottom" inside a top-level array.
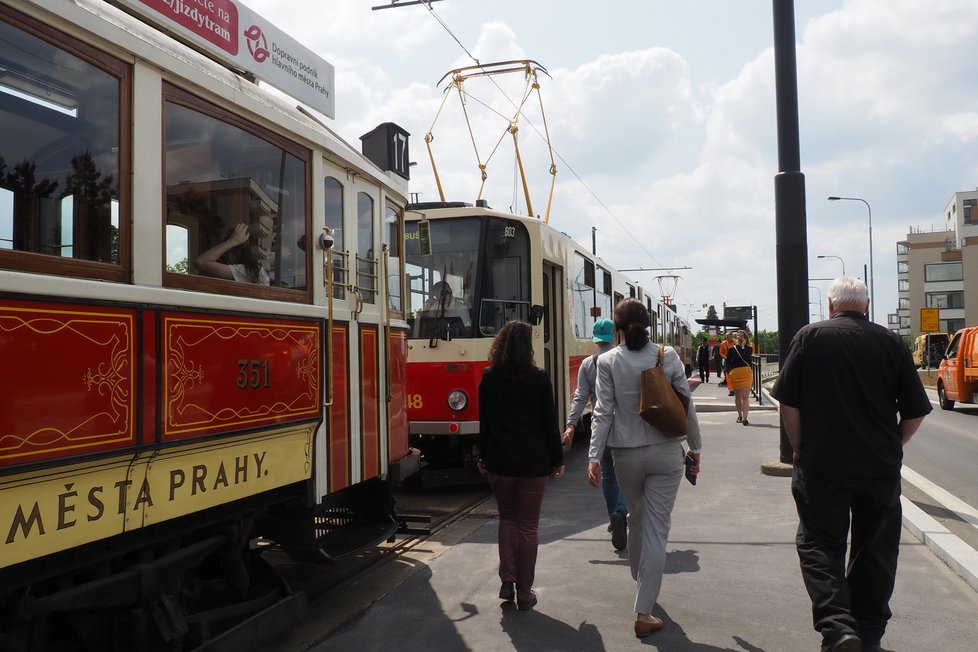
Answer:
[{"left": 902, "top": 466, "right": 978, "bottom": 532}]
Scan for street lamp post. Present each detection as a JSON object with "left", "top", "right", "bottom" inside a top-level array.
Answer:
[
  {"left": 816, "top": 254, "right": 846, "bottom": 276},
  {"left": 808, "top": 285, "right": 824, "bottom": 320},
  {"left": 827, "top": 196, "right": 873, "bottom": 322}
]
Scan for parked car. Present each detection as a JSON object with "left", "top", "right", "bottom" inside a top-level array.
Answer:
[
  {"left": 936, "top": 327, "right": 978, "bottom": 410},
  {"left": 912, "top": 332, "right": 949, "bottom": 368}
]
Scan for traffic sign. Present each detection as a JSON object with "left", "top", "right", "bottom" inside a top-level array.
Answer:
[{"left": 920, "top": 307, "right": 939, "bottom": 333}]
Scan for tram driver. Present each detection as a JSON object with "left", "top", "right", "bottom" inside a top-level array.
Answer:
[{"left": 416, "top": 280, "right": 471, "bottom": 338}]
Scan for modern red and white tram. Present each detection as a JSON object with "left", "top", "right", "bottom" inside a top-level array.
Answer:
[
  {"left": 0, "top": 0, "right": 415, "bottom": 648},
  {"left": 402, "top": 202, "right": 693, "bottom": 485}
]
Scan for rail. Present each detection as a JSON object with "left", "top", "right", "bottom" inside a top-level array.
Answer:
[{"left": 751, "top": 354, "right": 780, "bottom": 405}]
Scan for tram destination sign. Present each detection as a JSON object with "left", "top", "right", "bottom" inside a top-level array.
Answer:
[
  {"left": 724, "top": 305, "right": 753, "bottom": 322},
  {"left": 115, "top": 0, "right": 336, "bottom": 118}
]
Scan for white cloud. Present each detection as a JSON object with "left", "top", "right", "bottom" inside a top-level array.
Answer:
[{"left": 244, "top": 0, "right": 978, "bottom": 331}]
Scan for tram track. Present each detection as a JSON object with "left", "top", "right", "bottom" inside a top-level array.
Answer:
[{"left": 203, "top": 483, "right": 495, "bottom": 652}]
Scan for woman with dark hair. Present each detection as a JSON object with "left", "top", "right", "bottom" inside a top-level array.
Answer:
[
  {"left": 588, "top": 298, "right": 703, "bottom": 637},
  {"left": 477, "top": 320, "right": 564, "bottom": 611},
  {"left": 726, "top": 330, "right": 754, "bottom": 425}
]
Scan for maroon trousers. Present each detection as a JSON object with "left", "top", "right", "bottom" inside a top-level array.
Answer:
[{"left": 487, "top": 472, "right": 549, "bottom": 598}]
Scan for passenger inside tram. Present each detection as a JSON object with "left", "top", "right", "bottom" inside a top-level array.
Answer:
[{"left": 195, "top": 221, "right": 270, "bottom": 285}]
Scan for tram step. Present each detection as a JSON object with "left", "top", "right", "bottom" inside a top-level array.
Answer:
[{"left": 264, "top": 478, "right": 399, "bottom": 562}]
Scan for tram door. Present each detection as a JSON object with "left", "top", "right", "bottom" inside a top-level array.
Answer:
[{"left": 542, "top": 262, "right": 565, "bottom": 425}]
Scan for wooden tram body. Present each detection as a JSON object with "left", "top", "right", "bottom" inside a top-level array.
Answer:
[
  {"left": 0, "top": 0, "right": 414, "bottom": 648},
  {"left": 402, "top": 203, "right": 692, "bottom": 485}
]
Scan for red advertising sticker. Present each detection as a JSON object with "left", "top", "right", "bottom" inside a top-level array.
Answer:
[{"left": 138, "top": 0, "right": 240, "bottom": 55}]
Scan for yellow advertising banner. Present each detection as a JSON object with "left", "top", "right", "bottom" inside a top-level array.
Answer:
[{"left": 1, "top": 426, "right": 314, "bottom": 569}]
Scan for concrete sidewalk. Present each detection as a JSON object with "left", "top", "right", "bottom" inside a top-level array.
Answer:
[{"left": 292, "top": 378, "right": 978, "bottom": 652}]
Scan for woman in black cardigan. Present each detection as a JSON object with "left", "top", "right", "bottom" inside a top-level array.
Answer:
[{"left": 477, "top": 320, "right": 565, "bottom": 611}]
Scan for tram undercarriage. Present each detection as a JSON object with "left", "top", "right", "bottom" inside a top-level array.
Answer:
[{"left": 409, "top": 434, "right": 487, "bottom": 487}]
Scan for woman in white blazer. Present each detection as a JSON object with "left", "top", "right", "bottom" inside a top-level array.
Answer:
[{"left": 588, "top": 298, "right": 703, "bottom": 638}]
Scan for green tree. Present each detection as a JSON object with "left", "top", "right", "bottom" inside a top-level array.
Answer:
[{"left": 167, "top": 257, "right": 189, "bottom": 274}]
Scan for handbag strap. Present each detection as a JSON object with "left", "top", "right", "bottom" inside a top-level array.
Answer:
[
  {"left": 656, "top": 344, "right": 665, "bottom": 368},
  {"left": 733, "top": 345, "right": 749, "bottom": 365}
]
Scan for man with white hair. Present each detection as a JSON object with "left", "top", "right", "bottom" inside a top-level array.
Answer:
[{"left": 772, "top": 276, "right": 931, "bottom": 652}]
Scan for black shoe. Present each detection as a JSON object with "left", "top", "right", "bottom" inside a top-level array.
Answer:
[
  {"left": 728, "top": 391, "right": 735, "bottom": 396},
  {"left": 862, "top": 644, "right": 892, "bottom": 652},
  {"left": 736, "top": 416, "right": 742, "bottom": 423},
  {"left": 498, "top": 581, "right": 515, "bottom": 601},
  {"left": 516, "top": 591, "right": 537, "bottom": 611},
  {"left": 610, "top": 511, "right": 627, "bottom": 551},
  {"left": 742, "top": 419, "right": 749, "bottom": 426},
  {"left": 820, "top": 633, "right": 862, "bottom": 652}
]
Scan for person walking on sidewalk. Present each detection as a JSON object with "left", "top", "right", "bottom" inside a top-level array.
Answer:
[
  {"left": 719, "top": 331, "right": 736, "bottom": 394},
  {"left": 696, "top": 339, "right": 712, "bottom": 384},
  {"left": 477, "top": 321, "right": 565, "bottom": 611},
  {"left": 712, "top": 338, "right": 724, "bottom": 382},
  {"left": 725, "top": 330, "right": 754, "bottom": 425},
  {"left": 562, "top": 318, "right": 629, "bottom": 551},
  {"left": 588, "top": 298, "right": 702, "bottom": 638},
  {"left": 771, "top": 276, "right": 931, "bottom": 652}
]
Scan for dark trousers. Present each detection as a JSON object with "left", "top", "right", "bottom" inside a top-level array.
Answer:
[
  {"left": 600, "top": 445, "right": 627, "bottom": 517},
  {"left": 791, "top": 466, "right": 902, "bottom": 646},
  {"left": 487, "top": 472, "right": 549, "bottom": 598},
  {"left": 698, "top": 362, "right": 711, "bottom": 383},
  {"left": 714, "top": 359, "right": 723, "bottom": 379}
]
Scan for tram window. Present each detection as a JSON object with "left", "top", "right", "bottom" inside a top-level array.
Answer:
[
  {"left": 403, "top": 217, "right": 479, "bottom": 340},
  {"left": 595, "top": 265, "right": 611, "bottom": 321},
  {"left": 162, "top": 85, "right": 309, "bottom": 299},
  {"left": 571, "top": 253, "right": 595, "bottom": 339},
  {"left": 324, "top": 176, "right": 346, "bottom": 299},
  {"left": 0, "top": 8, "right": 129, "bottom": 280},
  {"left": 357, "top": 192, "right": 376, "bottom": 304},
  {"left": 166, "top": 225, "right": 189, "bottom": 273},
  {"left": 479, "top": 219, "right": 530, "bottom": 336},
  {"left": 384, "top": 203, "right": 404, "bottom": 314}
]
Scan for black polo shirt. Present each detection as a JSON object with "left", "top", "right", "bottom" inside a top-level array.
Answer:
[{"left": 771, "top": 311, "right": 932, "bottom": 481}]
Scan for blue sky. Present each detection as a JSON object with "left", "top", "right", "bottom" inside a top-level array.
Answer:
[{"left": 250, "top": 0, "right": 978, "bottom": 332}]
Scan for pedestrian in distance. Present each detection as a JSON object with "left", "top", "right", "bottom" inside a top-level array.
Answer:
[
  {"left": 588, "top": 298, "right": 702, "bottom": 638},
  {"left": 696, "top": 339, "right": 712, "bottom": 384},
  {"left": 725, "top": 330, "right": 754, "bottom": 425},
  {"left": 712, "top": 338, "right": 724, "bottom": 382},
  {"left": 719, "top": 331, "right": 736, "bottom": 394},
  {"left": 771, "top": 276, "right": 931, "bottom": 652},
  {"left": 477, "top": 321, "right": 565, "bottom": 612},
  {"left": 562, "top": 318, "right": 629, "bottom": 551}
]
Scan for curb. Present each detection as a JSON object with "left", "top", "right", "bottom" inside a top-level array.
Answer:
[{"left": 901, "top": 497, "right": 978, "bottom": 594}]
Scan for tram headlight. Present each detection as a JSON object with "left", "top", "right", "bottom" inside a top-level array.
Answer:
[{"left": 447, "top": 390, "right": 468, "bottom": 412}]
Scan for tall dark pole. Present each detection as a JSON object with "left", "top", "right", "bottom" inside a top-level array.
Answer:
[{"left": 772, "top": 0, "right": 808, "bottom": 465}]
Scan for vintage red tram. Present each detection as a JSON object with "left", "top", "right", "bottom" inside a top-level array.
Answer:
[{"left": 0, "top": 0, "right": 414, "bottom": 648}]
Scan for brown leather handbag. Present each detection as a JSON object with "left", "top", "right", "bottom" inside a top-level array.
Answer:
[{"left": 639, "top": 345, "right": 690, "bottom": 437}]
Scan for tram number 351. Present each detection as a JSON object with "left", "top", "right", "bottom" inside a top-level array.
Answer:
[{"left": 237, "top": 359, "right": 271, "bottom": 389}]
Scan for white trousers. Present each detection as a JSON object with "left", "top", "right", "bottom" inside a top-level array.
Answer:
[{"left": 612, "top": 440, "right": 684, "bottom": 614}]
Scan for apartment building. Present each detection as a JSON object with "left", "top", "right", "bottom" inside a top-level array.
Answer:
[{"left": 892, "top": 188, "right": 978, "bottom": 341}]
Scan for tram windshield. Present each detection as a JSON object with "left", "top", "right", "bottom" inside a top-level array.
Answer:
[{"left": 404, "top": 215, "right": 530, "bottom": 340}]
